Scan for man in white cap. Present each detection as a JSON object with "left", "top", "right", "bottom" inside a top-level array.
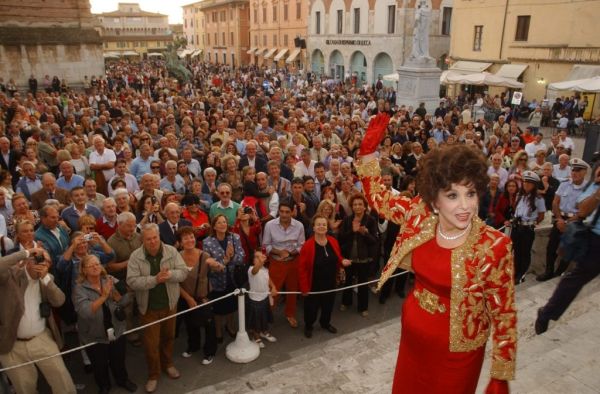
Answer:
[{"left": 538, "top": 158, "right": 590, "bottom": 281}]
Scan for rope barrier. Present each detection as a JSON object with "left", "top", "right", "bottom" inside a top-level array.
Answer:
[
  {"left": 0, "top": 269, "right": 410, "bottom": 373},
  {"left": 0, "top": 290, "right": 237, "bottom": 373}
]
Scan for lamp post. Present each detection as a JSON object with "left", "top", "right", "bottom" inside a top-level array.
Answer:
[{"left": 537, "top": 77, "right": 548, "bottom": 98}]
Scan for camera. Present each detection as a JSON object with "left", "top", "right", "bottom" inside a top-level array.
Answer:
[
  {"left": 151, "top": 196, "right": 157, "bottom": 204},
  {"left": 114, "top": 306, "right": 126, "bottom": 322},
  {"left": 243, "top": 206, "right": 253, "bottom": 214},
  {"left": 34, "top": 255, "right": 45, "bottom": 264},
  {"left": 83, "top": 234, "right": 93, "bottom": 242},
  {"left": 39, "top": 302, "right": 51, "bottom": 318}
]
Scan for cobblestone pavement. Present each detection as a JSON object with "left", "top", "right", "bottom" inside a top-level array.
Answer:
[{"left": 191, "top": 276, "right": 600, "bottom": 394}]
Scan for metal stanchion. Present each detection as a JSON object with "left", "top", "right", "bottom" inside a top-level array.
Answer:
[{"left": 225, "top": 289, "right": 260, "bottom": 363}]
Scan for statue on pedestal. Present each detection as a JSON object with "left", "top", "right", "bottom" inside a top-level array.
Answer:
[{"left": 408, "top": 0, "right": 435, "bottom": 66}]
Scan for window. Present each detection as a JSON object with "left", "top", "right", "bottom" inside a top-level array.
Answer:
[
  {"left": 515, "top": 15, "right": 530, "bottom": 41},
  {"left": 221, "top": 11, "right": 226, "bottom": 21},
  {"left": 337, "top": 10, "right": 343, "bottom": 34},
  {"left": 273, "top": 34, "right": 277, "bottom": 46},
  {"left": 263, "top": 35, "right": 267, "bottom": 46},
  {"left": 230, "top": 9, "right": 233, "bottom": 19},
  {"left": 196, "top": 34, "right": 199, "bottom": 44},
  {"left": 232, "top": 54, "right": 235, "bottom": 67},
  {"left": 208, "top": 52, "right": 211, "bottom": 62},
  {"left": 231, "top": 32, "right": 234, "bottom": 45},
  {"left": 387, "top": 5, "right": 396, "bottom": 34},
  {"left": 441, "top": 7, "right": 452, "bottom": 36},
  {"left": 222, "top": 32, "right": 225, "bottom": 45},
  {"left": 353, "top": 8, "right": 360, "bottom": 34},
  {"left": 254, "top": 8, "right": 258, "bottom": 23},
  {"left": 473, "top": 25, "right": 483, "bottom": 51},
  {"left": 316, "top": 11, "right": 321, "bottom": 34},
  {"left": 263, "top": 7, "right": 267, "bottom": 23},
  {"left": 284, "top": 4, "right": 288, "bottom": 21},
  {"left": 212, "top": 12, "right": 217, "bottom": 23},
  {"left": 273, "top": 5, "right": 277, "bottom": 22},
  {"left": 207, "top": 34, "right": 210, "bottom": 45},
  {"left": 223, "top": 53, "right": 226, "bottom": 64},
  {"left": 296, "top": 2, "right": 301, "bottom": 19},
  {"left": 284, "top": 34, "right": 288, "bottom": 46},
  {"left": 254, "top": 35, "right": 258, "bottom": 45},
  {"left": 214, "top": 33, "right": 217, "bottom": 45},
  {"left": 184, "top": 19, "right": 187, "bottom": 28},
  {"left": 203, "top": 35, "right": 205, "bottom": 45}
]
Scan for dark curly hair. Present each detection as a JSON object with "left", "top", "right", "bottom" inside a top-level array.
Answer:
[{"left": 416, "top": 145, "right": 489, "bottom": 206}]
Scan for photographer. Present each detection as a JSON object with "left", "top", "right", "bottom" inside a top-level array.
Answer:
[
  {"left": 73, "top": 255, "right": 137, "bottom": 394},
  {"left": 0, "top": 248, "right": 76, "bottom": 394}
]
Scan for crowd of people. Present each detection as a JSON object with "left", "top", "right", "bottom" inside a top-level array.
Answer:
[{"left": 0, "top": 58, "right": 598, "bottom": 394}]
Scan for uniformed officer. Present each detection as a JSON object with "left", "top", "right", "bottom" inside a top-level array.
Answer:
[
  {"left": 536, "top": 163, "right": 600, "bottom": 334},
  {"left": 537, "top": 158, "right": 589, "bottom": 281},
  {"left": 512, "top": 171, "right": 547, "bottom": 283}
]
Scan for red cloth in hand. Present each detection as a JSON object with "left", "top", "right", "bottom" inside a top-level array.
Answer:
[
  {"left": 359, "top": 112, "right": 391, "bottom": 156},
  {"left": 485, "top": 379, "right": 509, "bottom": 394}
]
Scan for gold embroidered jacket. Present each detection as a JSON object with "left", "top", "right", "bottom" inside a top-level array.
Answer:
[{"left": 357, "top": 159, "right": 517, "bottom": 381}]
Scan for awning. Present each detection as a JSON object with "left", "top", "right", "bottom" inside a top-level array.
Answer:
[
  {"left": 274, "top": 48, "right": 289, "bottom": 61},
  {"left": 441, "top": 71, "right": 523, "bottom": 88},
  {"left": 383, "top": 73, "right": 399, "bottom": 82},
  {"left": 177, "top": 49, "right": 192, "bottom": 58},
  {"left": 122, "top": 51, "right": 139, "bottom": 56},
  {"left": 255, "top": 48, "right": 268, "bottom": 56},
  {"left": 286, "top": 48, "right": 302, "bottom": 63},
  {"left": 191, "top": 49, "right": 203, "bottom": 58},
  {"left": 103, "top": 52, "right": 120, "bottom": 59},
  {"left": 495, "top": 64, "right": 528, "bottom": 80},
  {"left": 548, "top": 76, "right": 600, "bottom": 92},
  {"left": 246, "top": 47, "right": 257, "bottom": 55},
  {"left": 449, "top": 61, "right": 493, "bottom": 74},
  {"left": 264, "top": 48, "right": 278, "bottom": 59},
  {"left": 147, "top": 52, "right": 163, "bottom": 58},
  {"left": 565, "top": 64, "right": 600, "bottom": 81}
]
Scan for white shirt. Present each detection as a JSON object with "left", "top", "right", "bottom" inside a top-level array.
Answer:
[
  {"left": 17, "top": 270, "right": 51, "bottom": 339},
  {"left": 524, "top": 142, "right": 547, "bottom": 159},
  {"left": 559, "top": 136, "right": 575, "bottom": 152},
  {"left": 108, "top": 173, "right": 139, "bottom": 195},
  {"left": 248, "top": 266, "right": 270, "bottom": 301},
  {"left": 89, "top": 148, "right": 117, "bottom": 179},
  {"left": 294, "top": 160, "right": 316, "bottom": 178},
  {"left": 553, "top": 164, "right": 572, "bottom": 183}
]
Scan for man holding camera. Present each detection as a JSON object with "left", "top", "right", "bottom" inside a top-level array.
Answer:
[{"left": 0, "top": 248, "right": 76, "bottom": 394}]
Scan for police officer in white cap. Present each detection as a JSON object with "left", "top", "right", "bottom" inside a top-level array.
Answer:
[
  {"left": 538, "top": 158, "right": 590, "bottom": 281},
  {"left": 512, "top": 170, "right": 546, "bottom": 283}
]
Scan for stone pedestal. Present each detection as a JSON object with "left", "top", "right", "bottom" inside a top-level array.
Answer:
[{"left": 396, "top": 59, "right": 441, "bottom": 115}]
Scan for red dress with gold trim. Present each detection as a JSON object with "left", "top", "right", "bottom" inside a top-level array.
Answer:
[{"left": 395, "top": 238, "right": 485, "bottom": 393}]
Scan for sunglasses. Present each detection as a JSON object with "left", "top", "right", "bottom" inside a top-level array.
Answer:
[{"left": 151, "top": 166, "right": 160, "bottom": 170}]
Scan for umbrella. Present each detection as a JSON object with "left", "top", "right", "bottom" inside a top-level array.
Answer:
[
  {"left": 441, "top": 71, "right": 523, "bottom": 88},
  {"left": 383, "top": 73, "right": 399, "bottom": 82},
  {"left": 548, "top": 76, "right": 600, "bottom": 92},
  {"left": 103, "top": 52, "right": 120, "bottom": 59}
]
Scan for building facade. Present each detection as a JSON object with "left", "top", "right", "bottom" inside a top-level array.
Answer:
[
  {"left": 199, "top": 0, "right": 250, "bottom": 66},
  {"left": 449, "top": 0, "right": 600, "bottom": 104},
  {"left": 96, "top": 2, "right": 172, "bottom": 57},
  {"left": 248, "top": 0, "right": 310, "bottom": 68},
  {"left": 182, "top": 1, "right": 206, "bottom": 53},
  {"left": 307, "top": 0, "right": 452, "bottom": 86},
  {"left": 0, "top": 0, "right": 103, "bottom": 88}
]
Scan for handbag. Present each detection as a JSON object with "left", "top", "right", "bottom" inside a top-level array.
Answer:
[
  {"left": 189, "top": 262, "right": 213, "bottom": 326},
  {"left": 559, "top": 207, "right": 600, "bottom": 263}
]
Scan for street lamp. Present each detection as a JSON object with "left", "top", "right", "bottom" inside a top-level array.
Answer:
[{"left": 537, "top": 77, "right": 548, "bottom": 98}]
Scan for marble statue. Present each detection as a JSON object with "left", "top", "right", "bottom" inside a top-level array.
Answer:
[{"left": 410, "top": 0, "right": 432, "bottom": 61}]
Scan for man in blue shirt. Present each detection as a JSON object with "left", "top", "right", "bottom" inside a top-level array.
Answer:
[
  {"left": 536, "top": 164, "right": 600, "bottom": 334},
  {"left": 61, "top": 186, "right": 102, "bottom": 232},
  {"left": 56, "top": 161, "right": 84, "bottom": 191},
  {"left": 130, "top": 143, "right": 157, "bottom": 181}
]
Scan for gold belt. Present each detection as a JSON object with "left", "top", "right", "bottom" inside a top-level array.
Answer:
[{"left": 413, "top": 288, "right": 447, "bottom": 314}]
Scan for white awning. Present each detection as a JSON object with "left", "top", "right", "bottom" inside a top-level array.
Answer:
[
  {"left": 103, "top": 52, "right": 120, "bottom": 59},
  {"left": 548, "top": 76, "right": 600, "bottom": 92},
  {"left": 383, "top": 73, "right": 399, "bottom": 82},
  {"left": 274, "top": 48, "right": 289, "bottom": 61},
  {"left": 441, "top": 71, "right": 523, "bottom": 88},
  {"left": 495, "top": 64, "right": 528, "bottom": 80},
  {"left": 147, "top": 52, "right": 163, "bottom": 58},
  {"left": 255, "top": 48, "right": 268, "bottom": 56},
  {"left": 191, "top": 49, "right": 203, "bottom": 58},
  {"left": 177, "top": 49, "right": 192, "bottom": 58},
  {"left": 286, "top": 48, "right": 302, "bottom": 63},
  {"left": 246, "top": 47, "right": 257, "bottom": 54},
  {"left": 449, "top": 61, "right": 493, "bottom": 74},
  {"left": 565, "top": 64, "right": 600, "bottom": 81},
  {"left": 122, "top": 51, "right": 139, "bottom": 56},
  {"left": 264, "top": 48, "right": 278, "bottom": 59}
]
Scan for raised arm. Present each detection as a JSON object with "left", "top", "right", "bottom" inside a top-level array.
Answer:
[{"left": 356, "top": 113, "right": 413, "bottom": 225}]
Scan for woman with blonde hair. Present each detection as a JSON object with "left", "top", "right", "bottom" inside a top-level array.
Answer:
[
  {"left": 218, "top": 155, "right": 243, "bottom": 202},
  {"left": 315, "top": 199, "right": 342, "bottom": 236},
  {"left": 73, "top": 254, "right": 137, "bottom": 393},
  {"left": 66, "top": 142, "right": 90, "bottom": 177}
]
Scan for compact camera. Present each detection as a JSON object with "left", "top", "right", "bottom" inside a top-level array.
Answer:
[{"left": 83, "top": 234, "right": 94, "bottom": 242}]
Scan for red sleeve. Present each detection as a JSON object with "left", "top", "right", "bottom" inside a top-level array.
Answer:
[{"left": 494, "top": 195, "right": 508, "bottom": 228}]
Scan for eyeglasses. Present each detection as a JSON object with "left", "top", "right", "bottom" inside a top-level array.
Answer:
[
  {"left": 219, "top": 191, "right": 231, "bottom": 195},
  {"left": 151, "top": 166, "right": 160, "bottom": 170}
]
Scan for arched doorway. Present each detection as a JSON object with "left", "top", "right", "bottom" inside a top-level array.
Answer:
[
  {"left": 311, "top": 49, "right": 325, "bottom": 76},
  {"left": 350, "top": 51, "right": 367, "bottom": 85},
  {"left": 373, "top": 52, "right": 394, "bottom": 87},
  {"left": 329, "top": 50, "right": 344, "bottom": 80}
]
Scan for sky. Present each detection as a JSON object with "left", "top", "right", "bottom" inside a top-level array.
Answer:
[{"left": 90, "top": 0, "right": 189, "bottom": 24}]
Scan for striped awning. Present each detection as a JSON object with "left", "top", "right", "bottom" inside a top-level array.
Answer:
[
  {"left": 274, "top": 48, "right": 288, "bottom": 61},
  {"left": 286, "top": 48, "right": 302, "bottom": 63},
  {"left": 264, "top": 48, "right": 278, "bottom": 59}
]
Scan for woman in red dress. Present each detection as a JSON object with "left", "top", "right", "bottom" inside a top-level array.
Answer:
[{"left": 357, "top": 112, "right": 517, "bottom": 394}]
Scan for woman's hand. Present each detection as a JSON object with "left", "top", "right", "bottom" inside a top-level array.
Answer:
[
  {"left": 360, "top": 113, "right": 391, "bottom": 156},
  {"left": 341, "top": 259, "right": 352, "bottom": 267}
]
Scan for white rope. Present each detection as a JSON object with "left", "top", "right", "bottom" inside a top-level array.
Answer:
[
  {"left": 246, "top": 269, "right": 410, "bottom": 296},
  {"left": 0, "top": 290, "right": 238, "bottom": 373},
  {"left": 0, "top": 269, "right": 412, "bottom": 373}
]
